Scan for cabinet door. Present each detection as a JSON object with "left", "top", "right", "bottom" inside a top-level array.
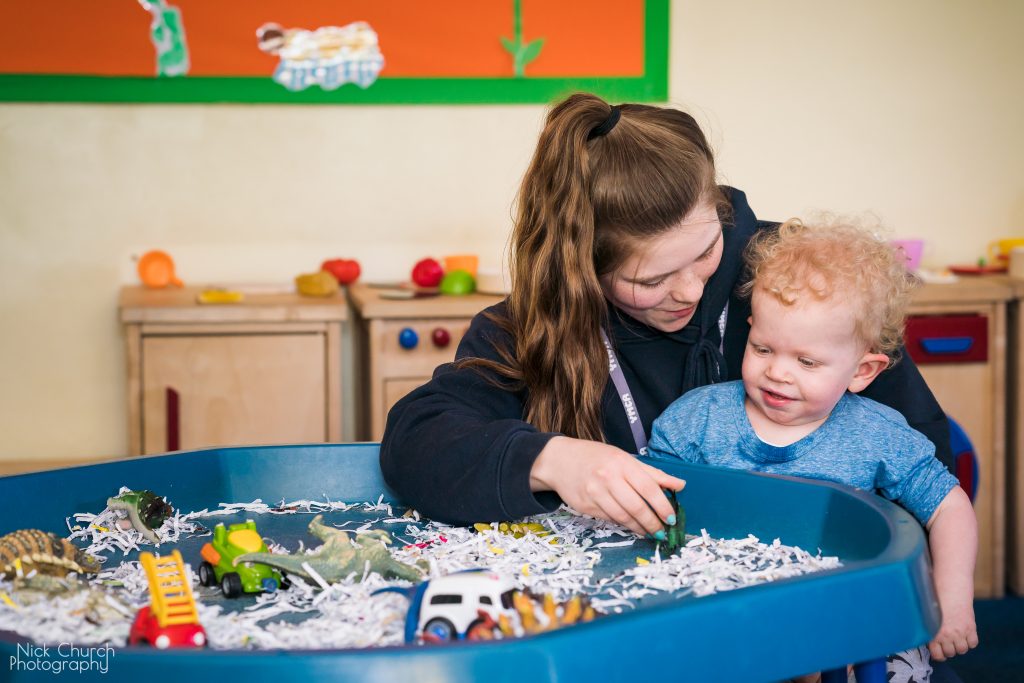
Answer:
[
  {"left": 378, "top": 378, "right": 431, "bottom": 441},
  {"left": 142, "top": 334, "right": 326, "bottom": 454},
  {"left": 917, "top": 362, "right": 1000, "bottom": 597}
]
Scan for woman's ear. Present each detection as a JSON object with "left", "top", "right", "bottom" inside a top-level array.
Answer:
[{"left": 848, "top": 352, "right": 891, "bottom": 393}]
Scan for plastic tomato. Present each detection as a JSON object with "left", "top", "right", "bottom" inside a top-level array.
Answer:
[
  {"left": 321, "top": 259, "right": 361, "bottom": 285},
  {"left": 411, "top": 258, "right": 444, "bottom": 288}
]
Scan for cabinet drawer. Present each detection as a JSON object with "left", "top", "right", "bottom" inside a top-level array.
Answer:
[
  {"left": 374, "top": 318, "right": 472, "bottom": 378},
  {"left": 905, "top": 314, "right": 988, "bottom": 364}
]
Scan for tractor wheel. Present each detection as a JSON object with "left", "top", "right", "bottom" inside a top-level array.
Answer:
[
  {"left": 198, "top": 562, "right": 217, "bottom": 587},
  {"left": 221, "top": 572, "right": 243, "bottom": 598}
]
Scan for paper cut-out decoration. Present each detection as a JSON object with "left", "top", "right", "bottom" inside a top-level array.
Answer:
[
  {"left": 138, "top": 0, "right": 190, "bottom": 77},
  {"left": 500, "top": 0, "right": 544, "bottom": 77},
  {"left": 256, "top": 21, "right": 385, "bottom": 91}
]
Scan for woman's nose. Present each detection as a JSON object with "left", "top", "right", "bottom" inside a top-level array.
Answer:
[{"left": 669, "top": 270, "right": 702, "bottom": 304}]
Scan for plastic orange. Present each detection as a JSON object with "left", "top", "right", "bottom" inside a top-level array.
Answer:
[
  {"left": 442, "top": 254, "right": 479, "bottom": 278},
  {"left": 138, "top": 250, "right": 183, "bottom": 288}
]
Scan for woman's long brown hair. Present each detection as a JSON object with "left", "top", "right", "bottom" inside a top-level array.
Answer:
[{"left": 462, "top": 93, "right": 725, "bottom": 441}]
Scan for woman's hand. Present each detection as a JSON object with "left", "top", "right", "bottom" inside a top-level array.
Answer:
[{"left": 529, "top": 436, "right": 685, "bottom": 536}]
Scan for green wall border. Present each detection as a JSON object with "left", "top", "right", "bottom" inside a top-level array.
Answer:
[{"left": 0, "top": 1, "right": 668, "bottom": 104}]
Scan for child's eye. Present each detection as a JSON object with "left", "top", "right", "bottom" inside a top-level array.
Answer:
[
  {"left": 798, "top": 357, "right": 818, "bottom": 368},
  {"left": 751, "top": 345, "right": 770, "bottom": 355}
]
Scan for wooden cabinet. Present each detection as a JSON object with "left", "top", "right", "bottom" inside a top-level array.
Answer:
[
  {"left": 1000, "top": 276, "right": 1024, "bottom": 595},
  {"left": 909, "top": 278, "right": 1012, "bottom": 598},
  {"left": 348, "top": 284, "right": 503, "bottom": 441},
  {"left": 120, "top": 286, "right": 346, "bottom": 455}
]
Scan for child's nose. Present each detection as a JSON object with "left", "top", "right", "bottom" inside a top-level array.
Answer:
[{"left": 765, "top": 359, "right": 792, "bottom": 383}]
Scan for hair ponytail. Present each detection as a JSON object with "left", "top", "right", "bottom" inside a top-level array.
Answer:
[{"left": 461, "top": 92, "right": 724, "bottom": 441}]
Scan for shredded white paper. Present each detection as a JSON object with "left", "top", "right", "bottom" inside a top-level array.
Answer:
[{"left": 0, "top": 493, "right": 840, "bottom": 651}]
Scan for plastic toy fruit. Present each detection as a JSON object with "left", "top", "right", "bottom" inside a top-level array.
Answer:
[
  {"left": 295, "top": 271, "right": 339, "bottom": 297},
  {"left": 439, "top": 269, "right": 476, "bottom": 296},
  {"left": 321, "top": 258, "right": 361, "bottom": 285},
  {"left": 411, "top": 258, "right": 444, "bottom": 288},
  {"left": 137, "top": 250, "right": 183, "bottom": 289},
  {"left": 199, "top": 521, "right": 288, "bottom": 597}
]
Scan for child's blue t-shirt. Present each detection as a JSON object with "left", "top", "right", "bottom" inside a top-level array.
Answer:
[{"left": 646, "top": 381, "right": 959, "bottom": 525}]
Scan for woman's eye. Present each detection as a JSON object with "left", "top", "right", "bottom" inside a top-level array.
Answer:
[
  {"left": 636, "top": 279, "right": 665, "bottom": 289},
  {"left": 697, "top": 233, "right": 721, "bottom": 260}
]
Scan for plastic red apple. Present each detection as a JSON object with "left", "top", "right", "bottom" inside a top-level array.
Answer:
[{"left": 411, "top": 258, "right": 444, "bottom": 288}]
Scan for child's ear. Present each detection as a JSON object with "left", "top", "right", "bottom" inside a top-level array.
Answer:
[{"left": 848, "top": 352, "right": 890, "bottom": 393}]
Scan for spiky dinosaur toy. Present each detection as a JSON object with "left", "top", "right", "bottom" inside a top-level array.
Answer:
[{"left": 232, "top": 514, "right": 426, "bottom": 584}]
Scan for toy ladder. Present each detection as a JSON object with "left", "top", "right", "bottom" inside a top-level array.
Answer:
[{"left": 140, "top": 550, "right": 200, "bottom": 627}]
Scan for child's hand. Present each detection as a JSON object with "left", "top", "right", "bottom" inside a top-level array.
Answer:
[{"left": 928, "top": 601, "right": 979, "bottom": 661}]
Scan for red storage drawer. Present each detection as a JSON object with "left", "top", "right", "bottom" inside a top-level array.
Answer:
[{"left": 904, "top": 314, "right": 988, "bottom": 364}]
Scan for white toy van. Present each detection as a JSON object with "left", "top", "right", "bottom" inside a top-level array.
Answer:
[
  {"left": 418, "top": 570, "right": 517, "bottom": 641},
  {"left": 374, "top": 569, "right": 518, "bottom": 643}
]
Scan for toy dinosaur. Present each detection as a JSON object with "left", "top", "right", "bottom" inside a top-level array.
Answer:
[
  {"left": 2, "top": 574, "right": 132, "bottom": 625},
  {"left": 107, "top": 489, "right": 174, "bottom": 544},
  {"left": 0, "top": 529, "right": 101, "bottom": 580},
  {"left": 658, "top": 490, "right": 686, "bottom": 556},
  {"left": 232, "top": 514, "right": 426, "bottom": 584}
]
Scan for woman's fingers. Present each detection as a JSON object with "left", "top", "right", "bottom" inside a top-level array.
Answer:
[
  {"left": 532, "top": 437, "right": 687, "bottom": 536},
  {"left": 606, "top": 476, "right": 666, "bottom": 536},
  {"left": 651, "top": 468, "right": 686, "bottom": 493},
  {"left": 590, "top": 490, "right": 647, "bottom": 536},
  {"left": 628, "top": 470, "right": 680, "bottom": 528}
]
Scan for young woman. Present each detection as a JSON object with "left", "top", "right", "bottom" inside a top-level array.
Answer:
[{"left": 379, "top": 92, "right": 951, "bottom": 537}]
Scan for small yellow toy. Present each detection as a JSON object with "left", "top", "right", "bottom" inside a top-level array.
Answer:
[
  {"left": 196, "top": 289, "right": 244, "bottom": 304},
  {"left": 473, "top": 522, "right": 552, "bottom": 540}
]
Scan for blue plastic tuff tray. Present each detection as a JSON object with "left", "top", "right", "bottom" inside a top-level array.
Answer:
[{"left": 0, "top": 443, "right": 939, "bottom": 683}]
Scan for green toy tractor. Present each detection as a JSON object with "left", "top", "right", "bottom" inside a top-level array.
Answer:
[{"left": 198, "top": 520, "right": 288, "bottom": 597}]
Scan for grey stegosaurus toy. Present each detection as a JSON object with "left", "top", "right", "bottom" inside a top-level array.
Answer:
[{"left": 232, "top": 514, "right": 426, "bottom": 584}]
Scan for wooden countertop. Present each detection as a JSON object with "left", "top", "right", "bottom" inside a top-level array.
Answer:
[
  {"left": 911, "top": 276, "right": 1014, "bottom": 306},
  {"left": 119, "top": 285, "right": 348, "bottom": 323},
  {"left": 348, "top": 283, "right": 505, "bottom": 319}
]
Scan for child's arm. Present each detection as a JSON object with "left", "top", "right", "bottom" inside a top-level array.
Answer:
[{"left": 925, "top": 486, "right": 979, "bottom": 661}]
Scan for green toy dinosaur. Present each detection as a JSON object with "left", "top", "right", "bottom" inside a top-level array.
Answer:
[
  {"left": 232, "top": 515, "right": 426, "bottom": 584},
  {"left": 106, "top": 490, "right": 173, "bottom": 544},
  {"left": 659, "top": 490, "right": 687, "bottom": 556}
]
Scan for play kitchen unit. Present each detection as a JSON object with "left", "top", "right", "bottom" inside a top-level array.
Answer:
[
  {"left": 905, "top": 278, "right": 1011, "bottom": 598},
  {"left": 119, "top": 286, "right": 346, "bottom": 455},
  {"left": 347, "top": 283, "right": 504, "bottom": 441}
]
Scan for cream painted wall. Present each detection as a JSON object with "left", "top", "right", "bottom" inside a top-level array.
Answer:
[{"left": 1, "top": 0, "right": 1022, "bottom": 462}]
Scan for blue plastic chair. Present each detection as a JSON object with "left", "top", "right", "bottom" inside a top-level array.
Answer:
[{"left": 948, "top": 416, "right": 979, "bottom": 503}]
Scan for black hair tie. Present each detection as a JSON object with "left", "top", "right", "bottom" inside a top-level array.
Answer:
[{"left": 587, "top": 106, "right": 621, "bottom": 140}]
